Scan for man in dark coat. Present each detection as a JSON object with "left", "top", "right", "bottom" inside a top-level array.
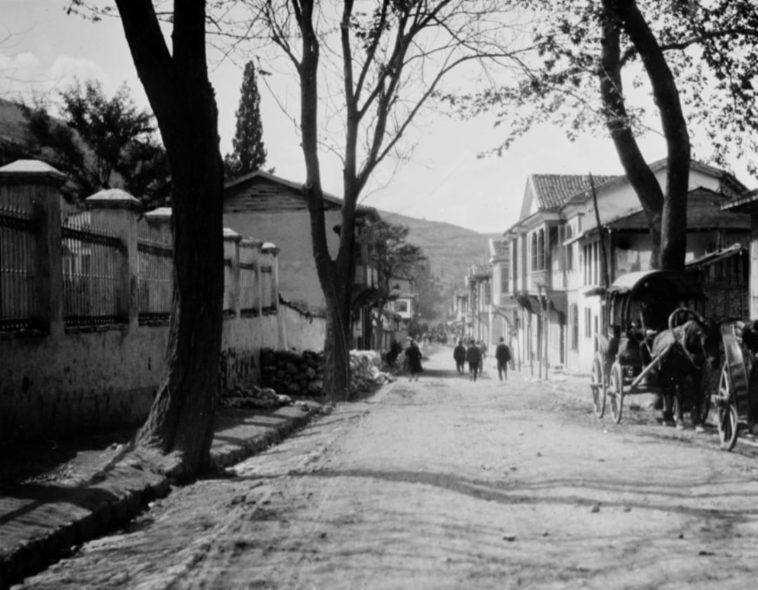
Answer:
[
  {"left": 453, "top": 340, "right": 466, "bottom": 374},
  {"left": 466, "top": 339, "right": 482, "bottom": 382},
  {"left": 495, "top": 337, "right": 511, "bottom": 381},
  {"left": 406, "top": 339, "right": 423, "bottom": 381}
]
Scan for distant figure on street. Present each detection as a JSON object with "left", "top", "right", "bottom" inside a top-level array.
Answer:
[
  {"left": 466, "top": 339, "right": 482, "bottom": 382},
  {"left": 495, "top": 337, "right": 511, "bottom": 381},
  {"left": 406, "top": 339, "right": 423, "bottom": 381},
  {"left": 453, "top": 340, "right": 466, "bottom": 374},
  {"left": 478, "top": 340, "right": 488, "bottom": 360}
]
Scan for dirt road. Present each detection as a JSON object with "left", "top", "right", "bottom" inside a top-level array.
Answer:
[{"left": 18, "top": 345, "right": 758, "bottom": 589}]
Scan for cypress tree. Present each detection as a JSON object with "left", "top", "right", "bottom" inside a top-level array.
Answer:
[{"left": 226, "top": 61, "right": 266, "bottom": 178}]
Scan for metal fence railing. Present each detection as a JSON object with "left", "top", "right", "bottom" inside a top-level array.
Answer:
[
  {"left": 61, "top": 218, "right": 125, "bottom": 328},
  {"left": 0, "top": 202, "right": 40, "bottom": 331},
  {"left": 137, "top": 239, "right": 173, "bottom": 325}
]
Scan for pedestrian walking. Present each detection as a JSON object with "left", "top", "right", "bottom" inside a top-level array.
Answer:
[
  {"left": 466, "top": 339, "right": 482, "bottom": 382},
  {"left": 405, "top": 339, "right": 423, "bottom": 381},
  {"left": 453, "top": 340, "right": 466, "bottom": 374},
  {"left": 495, "top": 337, "right": 511, "bottom": 381}
]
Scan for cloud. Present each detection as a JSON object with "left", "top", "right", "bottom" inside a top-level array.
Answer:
[
  {"left": 48, "top": 56, "right": 110, "bottom": 91},
  {"left": 0, "top": 51, "right": 40, "bottom": 71}
]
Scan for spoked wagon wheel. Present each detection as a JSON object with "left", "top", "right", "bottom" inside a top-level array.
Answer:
[
  {"left": 608, "top": 363, "right": 624, "bottom": 424},
  {"left": 591, "top": 355, "right": 607, "bottom": 418},
  {"left": 716, "top": 363, "right": 739, "bottom": 451}
]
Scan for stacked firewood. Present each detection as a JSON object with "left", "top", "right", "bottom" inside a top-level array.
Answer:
[
  {"left": 260, "top": 348, "right": 325, "bottom": 397},
  {"left": 260, "top": 348, "right": 394, "bottom": 399},
  {"left": 219, "top": 384, "right": 293, "bottom": 409}
]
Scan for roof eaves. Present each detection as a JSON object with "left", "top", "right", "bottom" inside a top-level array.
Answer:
[{"left": 224, "top": 170, "right": 343, "bottom": 206}]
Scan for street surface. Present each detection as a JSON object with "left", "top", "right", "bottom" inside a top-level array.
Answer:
[{"left": 17, "top": 345, "right": 758, "bottom": 589}]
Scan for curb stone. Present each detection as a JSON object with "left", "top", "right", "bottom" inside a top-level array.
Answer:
[{"left": 0, "top": 402, "right": 327, "bottom": 588}]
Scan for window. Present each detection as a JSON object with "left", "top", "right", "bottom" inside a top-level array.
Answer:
[
  {"left": 500, "top": 264, "right": 509, "bottom": 294},
  {"left": 512, "top": 239, "right": 518, "bottom": 284},
  {"left": 583, "top": 242, "right": 600, "bottom": 285},
  {"left": 396, "top": 300, "right": 408, "bottom": 313},
  {"left": 530, "top": 229, "right": 547, "bottom": 271},
  {"left": 570, "top": 304, "right": 578, "bottom": 350},
  {"left": 566, "top": 243, "right": 573, "bottom": 271},
  {"left": 584, "top": 307, "right": 592, "bottom": 338}
]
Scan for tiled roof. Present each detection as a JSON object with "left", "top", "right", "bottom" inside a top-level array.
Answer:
[{"left": 530, "top": 174, "right": 619, "bottom": 210}]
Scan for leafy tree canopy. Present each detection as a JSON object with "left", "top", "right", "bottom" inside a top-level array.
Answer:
[
  {"left": 368, "top": 220, "right": 425, "bottom": 299},
  {"left": 20, "top": 80, "right": 171, "bottom": 208},
  {"left": 447, "top": 0, "right": 758, "bottom": 173}
]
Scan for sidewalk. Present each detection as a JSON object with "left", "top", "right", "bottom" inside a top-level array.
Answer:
[{"left": 0, "top": 401, "right": 325, "bottom": 588}]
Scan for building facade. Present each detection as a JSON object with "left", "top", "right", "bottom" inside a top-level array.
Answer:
[
  {"left": 223, "top": 170, "right": 382, "bottom": 350},
  {"left": 502, "top": 159, "right": 750, "bottom": 375}
]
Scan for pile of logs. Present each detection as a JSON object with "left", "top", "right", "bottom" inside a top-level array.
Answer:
[
  {"left": 260, "top": 348, "right": 324, "bottom": 398},
  {"left": 260, "top": 348, "right": 394, "bottom": 398},
  {"left": 219, "top": 383, "right": 293, "bottom": 409}
]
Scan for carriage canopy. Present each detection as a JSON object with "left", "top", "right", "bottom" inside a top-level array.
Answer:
[{"left": 607, "top": 270, "right": 705, "bottom": 333}]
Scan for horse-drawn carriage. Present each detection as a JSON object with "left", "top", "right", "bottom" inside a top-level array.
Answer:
[
  {"left": 589, "top": 269, "right": 757, "bottom": 450},
  {"left": 590, "top": 270, "right": 715, "bottom": 427},
  {"left": 712, "top": 321, "right": 758, "bottom": 450}
]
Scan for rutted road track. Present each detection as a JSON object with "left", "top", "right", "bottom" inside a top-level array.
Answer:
[{"left": 18, "top": 347, "right": 758, "bottom": 589}]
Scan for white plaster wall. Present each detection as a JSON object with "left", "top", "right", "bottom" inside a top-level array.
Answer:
[{"left": 1, "top": 305, "right": 327, "bottom": 443}]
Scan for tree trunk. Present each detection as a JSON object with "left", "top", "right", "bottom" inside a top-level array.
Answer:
[
  {"left": 116, "top": 0, "right": 224, "bottom": 478},
  {"left": 616, "top": 0, "right": 690, "bottom": 271},
  {"left": 600, "top": 0, "right": 663, "bottom": 266},
  {"left": 323, "top": 296, "right": 352, "bottom": 401},
  {"left": 600, "top": 0, "right": 691, "bottom": 270}
]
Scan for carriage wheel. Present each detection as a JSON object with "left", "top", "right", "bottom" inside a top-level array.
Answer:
[
  {"left": 716, "top": 364, "right": 739, "bottom": 451},
  {"left": 609, "top": 363, "right": 624, "bottom": 424},
  {"left": 591, "top": 355, "right": 607, "bottom": 419}
]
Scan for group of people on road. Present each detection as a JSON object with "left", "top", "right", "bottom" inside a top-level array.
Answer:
[{"left": 453, "top": 337, "right": 511, "bottom": 382}]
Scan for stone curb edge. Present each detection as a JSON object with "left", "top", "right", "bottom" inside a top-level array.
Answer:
[{"left": 0, "top": 403, "right": 330, "bottom": 588}]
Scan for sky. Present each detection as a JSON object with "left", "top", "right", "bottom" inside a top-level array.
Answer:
[{"left": 1, "top": 1, "right": 751, "bottom": 234}]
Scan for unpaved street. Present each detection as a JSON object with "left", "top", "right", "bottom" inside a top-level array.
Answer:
[{"left": 18, "top": 345, "right": 758, "bottom": 589}]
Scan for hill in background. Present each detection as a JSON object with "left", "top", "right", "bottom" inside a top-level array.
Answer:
[{"left": 379, "top": 210, "right": 500, "bottom": 291}]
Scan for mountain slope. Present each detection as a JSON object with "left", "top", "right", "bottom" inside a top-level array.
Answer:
[{"left": 379, "top": 210, "right": 500, "bottom": 288}]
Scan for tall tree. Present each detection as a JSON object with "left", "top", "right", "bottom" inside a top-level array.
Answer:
[
  {"left": 224, "top": 60, "right": 267, "bottom": 179},
  {"left": 70, "top": 0, "right": 225, "bottom": 478},
  {"left": 369, "top": 220, "right": 425, "bottom": 304},
  {"left": 19, "top": 81, "right": 171, "bottom": 207},
  {"left": 368, "top": 220, "right": 425, "bottom": 343},
  {"left": 247, "top": 0, "right": 522, "bottom": 401},
  {"left": 452, "top": 0, "right": 758, "bottom": 269}
]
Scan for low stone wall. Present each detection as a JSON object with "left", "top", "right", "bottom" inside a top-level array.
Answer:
[
  {"left": 0, "top": 326, "right": 169, "bottom": 442},
  {"left": 0, "top": 310, "right": 324, "bottom": 443},
  {"left": 279, "top": 298, "right": 326, "bottom": 352}
]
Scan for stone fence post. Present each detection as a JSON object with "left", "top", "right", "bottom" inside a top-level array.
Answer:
[
  {"left": 224, "top": 228, "right": 242, "bottom": 317},
  {"left": 0, "top": 160, "right": 67, "bottom": 337},
  {"left": 86, "top": 189, "right": 141, "bottom": 328}
]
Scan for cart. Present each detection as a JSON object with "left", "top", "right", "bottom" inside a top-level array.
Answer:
[
  {"left": 712, "top": 322, "right": 753, "bottom": 451},
  {"left": 590, "top": 270, "right": 707, "bottom": 424}
]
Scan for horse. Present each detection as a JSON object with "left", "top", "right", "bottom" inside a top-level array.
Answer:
[{"left": 651, "top": 316, "right": 721, "bottom": 429}]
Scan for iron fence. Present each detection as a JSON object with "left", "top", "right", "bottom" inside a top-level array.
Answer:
[
  {"left": 0, "top": 202, "right": 40, "bottom": 331},
  {"left": 137, "top": 239, "right": 173, "bottom": 324},
  {"left": 62, "top": 217, "right": 125, "bottom": 328}
]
